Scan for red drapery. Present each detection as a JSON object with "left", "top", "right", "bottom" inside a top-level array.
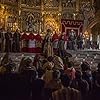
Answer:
[
  {"left": 21, "top": 33, "right": 29, "bottom": 52},
  {"left": 61, "top": 19, "right": 84, "bottom": 36}
]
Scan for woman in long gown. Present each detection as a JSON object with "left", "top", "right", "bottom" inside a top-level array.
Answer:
[{"left": 42, "top": 29, "right": 54, "bottom": 58}]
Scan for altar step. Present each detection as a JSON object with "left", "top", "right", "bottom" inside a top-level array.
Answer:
[
  {"left": 67, "top": 50, "right": 100, "bottom": 70},
  {"left": 0, "top": 50, "right": 100, "bottom": 71},
  {"left": 0, "top": 53, "right": 37, "bottom": 72}
]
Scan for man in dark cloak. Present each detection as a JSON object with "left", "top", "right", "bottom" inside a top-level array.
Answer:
[
  {"left": 12, "top": 29, "right": 21, "bottom": 52},
  {"left": 5, "top": 29, "right": 12, "bottom": 52},
  {"left": 58, "top": 34, "right": 66, "bottom": 58},
  {"left": 77, "top": 33, "right": 83, "bottom": 49}
]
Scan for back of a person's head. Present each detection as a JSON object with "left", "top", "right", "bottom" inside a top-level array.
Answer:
[
  {"left": 0, "top": 66, "right": 6, "bottom": 74},
  {"left": 61, "top": 74, "right": 70, "bottom": 87},
  {"left": 4, "top": 61, "right": 16, "bottom": 73},
  {"left": 37, "top": 68, "right": 45, "bottom": 78},
  {"left": 24, "top": 57, "right": 32, "bottom": 67},
  {"left": 63, "top": 57, "right": 69, "bottom": 64},
  {"left": 52, "top": 70, "right": 61, "bottom": 80},
  {"left": 95, "top": 74, "right": 100, "bottom": 87},
  {"left": 67, "top": 61, "right": 73, "bottom": 68},
  {"left": 54, "top": 51, "right": 59, "bottom": 56},
  {"left": 81, "top": 62, "right": 90, "bottom": 71},
  {"left": 47, "top": 56, "right": 53, "bottom": 62},
  {"left": 75, "top": 70, "right": 82, "bottom": 80},
  {"left": 42, "top": 59, "right": 48, "bottom": 65},
  {"left": 22, "top": 69, "right": 37, "bottom": 79},
  {"left": 34, "top": 54, "right": 40, "bottom": 60}
]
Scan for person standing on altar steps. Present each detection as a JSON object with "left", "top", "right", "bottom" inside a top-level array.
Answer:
[
  {"left": 5, "top": 29, "right": 13, "bottom": 52},
  {"left": 58, "top": 34, "right": 66, "bottom": 58},
  {"left": 77, "top": 33, "right": 83, "bottom": 50},
  {"left": 12, "top": 29, "right": 21, "bottom": 52},
  {"left": 42, "top": 29, "right": 54, "bottom": 58},
  {"left": 68, "top": 30, "right": 76, "bottom": 50}
]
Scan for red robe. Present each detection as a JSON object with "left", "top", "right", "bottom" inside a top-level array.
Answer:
[{"left": 21, "top": 33, "right": 28, "bottom": 52}]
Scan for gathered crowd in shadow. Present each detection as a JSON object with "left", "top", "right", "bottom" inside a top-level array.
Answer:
[
  {"left": 0, "top": 28, "right": 100, "bottom": 100},
  {"left": 0, "top": 52, "right": 100, "bottom": 100}
]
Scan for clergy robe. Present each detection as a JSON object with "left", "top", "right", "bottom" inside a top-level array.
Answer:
[
  {"left": 13, "top": 31, "right": 21, "bottom": 52},
  {"left": 43, "top": 33, "right": 54, "bottom": 58},
  {"left": 5, "top": 32, "right": 12, "bottom": 52},
  {"left": 52, "top": 33, "right": 59, "bottom": 54}
]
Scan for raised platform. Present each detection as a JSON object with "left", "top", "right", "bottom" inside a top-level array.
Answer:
[
  {"left": 0, "top": 49, "right": 100, "bottom": 71},
  {"left": 67, "top": 49, "right": 100, "bottom": 70}
]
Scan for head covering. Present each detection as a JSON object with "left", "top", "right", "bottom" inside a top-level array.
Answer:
[
  {"left": 53, "top": 70, "right": 61, "bottom": 79},
  {"left": 81, "top": 61, "right": 90, "bottom": 71},
  {"left": 22, "top": 57, "right": 35, "bottom": 71}
]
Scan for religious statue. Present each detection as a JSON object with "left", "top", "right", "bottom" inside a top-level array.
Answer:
[
  {"left": 44, "top": 0, "right": 53, "bottom": 7},
  {"left": 5, "top": 29, "right": 13, "bottom": 52},
  {"left": 26, "top": 15, "right": 34, "bottom": 32},
  {"left": 42, "top": 29, "right": 54, "bottom": 58},
  {"left": 34, "top": 0, "right": 41, "bottom": 6},
  {"left": 66, "top": 0, "right": 74, "bottom": 8},
  {"left": 12, "top": 29, "right": 21, "bottom": 52},
  {"left": 23, "top": 0, "right": 33, "bottom": 6}
]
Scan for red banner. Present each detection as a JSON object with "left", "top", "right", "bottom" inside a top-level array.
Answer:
[{"left": 61, "top": 19, "right": 84, "bottom": 36}]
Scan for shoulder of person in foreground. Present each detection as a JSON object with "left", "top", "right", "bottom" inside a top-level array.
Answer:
[{"left": 52, "top": 87, "right": 81, "bottom": 100}]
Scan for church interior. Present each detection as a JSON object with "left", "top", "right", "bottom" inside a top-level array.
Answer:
[{"left": 0, "top": 0, "right": 100, "bottom": 100}]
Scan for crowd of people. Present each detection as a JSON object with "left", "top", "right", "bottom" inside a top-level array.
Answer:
[
  {"left": 0, "top": 28, "right": 100, "bottom": 100},
  {"left": 0, "top": 50, "right": 100, "bottom": 100},
  {"left": 0, "top": 28, "right": 99, "bottom": 54}
]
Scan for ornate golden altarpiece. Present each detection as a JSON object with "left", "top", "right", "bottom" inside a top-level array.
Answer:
[{"left": 0, "top": 0, "right": 99, "bottom": 38}]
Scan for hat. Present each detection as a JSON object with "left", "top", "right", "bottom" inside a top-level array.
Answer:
[{"left": 24, "top": 57, "right": 32, "bottom": 64}]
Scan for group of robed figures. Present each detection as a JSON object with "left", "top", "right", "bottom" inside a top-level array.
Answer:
[{"left": 0, "top": 28, "right": 21, "bottom": 53}]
